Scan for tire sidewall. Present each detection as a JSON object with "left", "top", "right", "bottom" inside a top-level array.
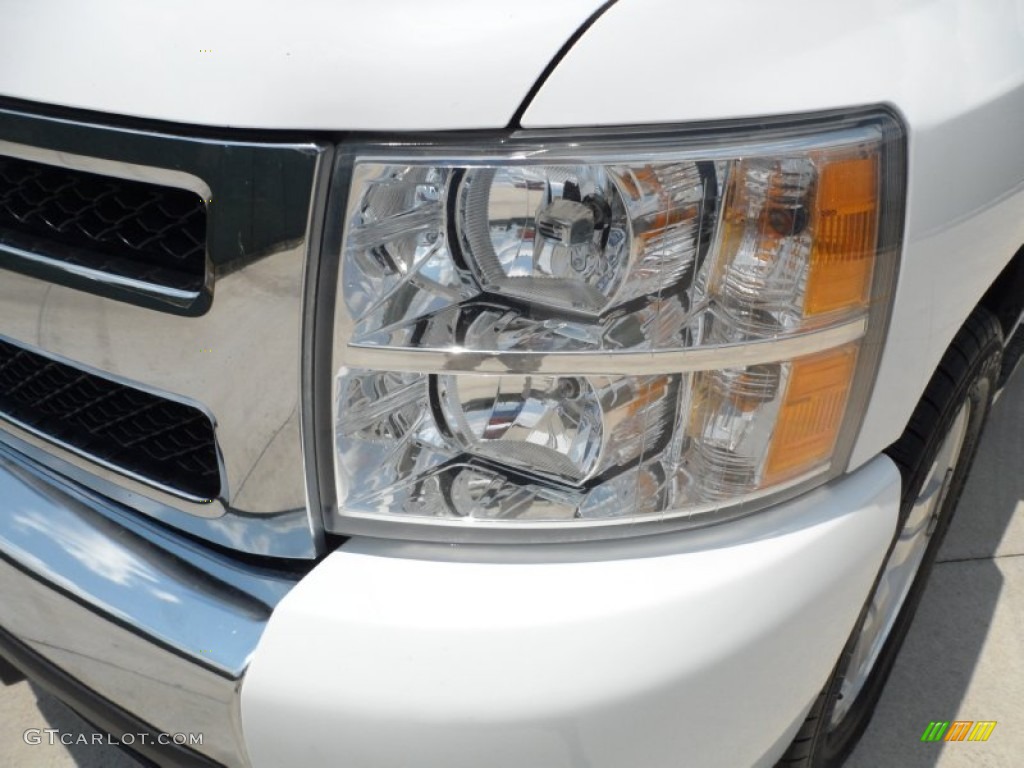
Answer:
[{"left": 814, "top": 323, "right": 1002, "bottom": 767}]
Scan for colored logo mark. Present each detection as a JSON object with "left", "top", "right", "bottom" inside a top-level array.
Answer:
[{"left": 921, "top": 721, "right": 997, "bottom": 742}]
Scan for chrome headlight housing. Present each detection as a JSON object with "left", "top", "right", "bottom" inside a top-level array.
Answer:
[{"left": 318, "top": 111, "right": 904, "bottom": 541}]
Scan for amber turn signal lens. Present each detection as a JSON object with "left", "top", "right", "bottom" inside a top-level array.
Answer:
[
  {"left": 804, "top": 154, "right": 879, "bottom": 316},
  {"left": 764, "top": 344, "right": 859, "bottom": 483}
]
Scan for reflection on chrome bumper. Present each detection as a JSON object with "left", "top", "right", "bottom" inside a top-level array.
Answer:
[{"left": 0, "top": 443, "right": 300, "bottom": 767}]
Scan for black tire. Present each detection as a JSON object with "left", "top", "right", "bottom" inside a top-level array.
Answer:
[{"left": 778, "top": 307, "right": 1003, "bottom": 767}]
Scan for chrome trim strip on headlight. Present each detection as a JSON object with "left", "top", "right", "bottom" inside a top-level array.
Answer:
[{"left": 342, "top": 317, "right": 868, "bottom": 376}]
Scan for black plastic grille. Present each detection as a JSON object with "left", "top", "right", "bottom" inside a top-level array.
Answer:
[
  {"left": 0, "top": 155, "right": 206, "bottom": 292},
  {"left": 0, "top": 338, "right": 219, "bottom": 500}
]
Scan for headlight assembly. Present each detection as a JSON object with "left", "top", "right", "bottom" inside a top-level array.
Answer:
[{"left": 320, "top": 111, "right": 904, "bottom": 541}]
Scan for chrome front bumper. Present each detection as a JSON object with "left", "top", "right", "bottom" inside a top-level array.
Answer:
[{"left": 0, "top": 439, "right": 300, "bottom": 767}]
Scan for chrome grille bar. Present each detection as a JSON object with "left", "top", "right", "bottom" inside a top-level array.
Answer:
[{"left": 0, "top": 105, "right": 330, "bottom": 558}]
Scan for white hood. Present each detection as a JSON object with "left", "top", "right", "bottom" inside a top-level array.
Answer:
[{"left": 0, "top": 0, "right": 608, "bottom": 131}]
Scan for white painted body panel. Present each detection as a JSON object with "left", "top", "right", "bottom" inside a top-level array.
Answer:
[
  {"left": 524, "top": 0, "right": 1024, "bottom": 468},
  {"left": 0, "top": 0, "right": 604, "bottom": 131},
  {"left": 3, "top": 0, "right": 1020, "bottom": 462},
  {"left": 242, "top": 456, "right": 900, "bottom": 768},
  {"left": 3, "top": 2, "right": 1021, "bottom": 766}
]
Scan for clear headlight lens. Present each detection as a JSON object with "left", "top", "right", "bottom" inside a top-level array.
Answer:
[{"left": 327, "top": 113, "right": 903, "bottom": 539}]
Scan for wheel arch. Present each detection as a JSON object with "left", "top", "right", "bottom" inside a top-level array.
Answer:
[{"left": 978, "top": 243, "right": 1024, "bottom": 340}]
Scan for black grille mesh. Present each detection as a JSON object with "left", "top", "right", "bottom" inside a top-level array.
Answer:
[
  {"left": 0, "top": 155, "right": 206, "bottom": 292},
  {"left": 0, "top": 338, "right": 219, "bottom": 499}
]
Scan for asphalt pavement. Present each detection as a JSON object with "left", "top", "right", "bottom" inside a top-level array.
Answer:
[{"left": 2, "top": 372, "right": 1023, "bottom": 767}]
